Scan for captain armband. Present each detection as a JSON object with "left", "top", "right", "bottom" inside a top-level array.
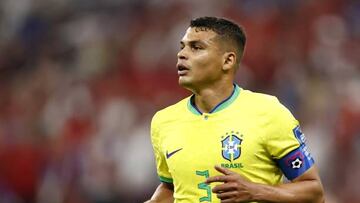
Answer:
[{"left": 276, "top": 145, "right": 314, "bottom": 180}]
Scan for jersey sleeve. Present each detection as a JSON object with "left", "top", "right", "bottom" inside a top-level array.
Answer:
[
  {"left": 264, "top": 98, "right": 315, "bottom": 180},
  {"left": 150, "top": 113, "right": 173, "bottom": 183}
]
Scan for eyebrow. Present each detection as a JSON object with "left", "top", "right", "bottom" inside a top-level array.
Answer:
[{"left": 180, "top": 40, "right": 207, "bottom": 46}]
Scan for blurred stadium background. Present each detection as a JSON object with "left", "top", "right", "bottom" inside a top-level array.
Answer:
[{"left": 0, "top": 0, "right": 359, "bottom": 202}]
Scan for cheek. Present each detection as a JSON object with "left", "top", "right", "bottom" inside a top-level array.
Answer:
[
  {"left": 193, "top": 53, "right": 222, "bottom": 75},
  {"left": 193, "top": 52, "right": 220, "bottom": 68}
]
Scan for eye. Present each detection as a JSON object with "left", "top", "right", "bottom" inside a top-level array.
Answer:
[{"left": 191, "top": 45, "right": 202, "bottom": 51}]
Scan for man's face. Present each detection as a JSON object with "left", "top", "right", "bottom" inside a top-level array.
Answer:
[{"left": 177, "top": 27, "right": 224, "bottom": 90}]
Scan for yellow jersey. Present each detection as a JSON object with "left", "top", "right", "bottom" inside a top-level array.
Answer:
[{"left": 150, "top": 84, "right": 314, "bottom": 202}]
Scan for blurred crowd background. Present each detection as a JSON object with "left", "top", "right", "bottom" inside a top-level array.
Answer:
[{"left": 0, "top": 0, "right": 359, "bottom": 203}]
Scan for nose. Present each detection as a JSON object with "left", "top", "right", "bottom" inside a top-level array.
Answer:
[{"left": 177, "top": 48, "right": 188, "bottom": 60}]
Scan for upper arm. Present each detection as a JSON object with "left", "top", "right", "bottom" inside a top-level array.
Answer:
[
  {"left": 151, "top": 114, "right": 173, "bottom": 183},
  {"left": 265, "top": 99, "right": 324, "bottom": 202},
  {"left": 146, "top": 182, "right": 174, "bottom": 203},
  {"left": 264, "top": 98, "right": 315, "bottom": 181},
  {"left": 288, "top": 165, "right": 325, "bottom": 203},
  {"left": 292, "top": 165, "right": 321, "bottom": 183}
]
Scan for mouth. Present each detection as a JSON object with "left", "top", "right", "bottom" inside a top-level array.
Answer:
[{"left": 177, "top": 64, "right": 189, "bottom": 76}]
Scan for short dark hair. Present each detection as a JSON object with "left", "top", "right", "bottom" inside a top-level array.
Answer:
[{"left": 190, "top": 16, "right": 246, "bottom": 65}]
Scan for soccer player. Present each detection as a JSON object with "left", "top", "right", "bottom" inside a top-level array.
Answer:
[{"left": 145, "top": 17, "right": 324, "bottom": 203}]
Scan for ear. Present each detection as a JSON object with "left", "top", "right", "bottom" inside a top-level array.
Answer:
[{"left": 222, "top": 52, "right": 236, "bottom": 71}]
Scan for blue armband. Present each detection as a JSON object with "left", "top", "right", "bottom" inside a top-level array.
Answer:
[{"left": 276, "top": 144, "right": 314, "bottom": 180}]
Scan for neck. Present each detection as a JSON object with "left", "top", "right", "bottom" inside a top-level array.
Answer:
[{"left": 192, "top": 81, "right": 234, "bottom": 113}]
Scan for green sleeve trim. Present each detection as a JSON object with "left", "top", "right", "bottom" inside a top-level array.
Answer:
[{"left": 159, "top": 176, "right": 173, "bottom": 183}]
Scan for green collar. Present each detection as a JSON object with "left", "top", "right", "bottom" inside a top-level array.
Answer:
[{"left": 187, "top": 84, "right": 241, "bottom": 115}]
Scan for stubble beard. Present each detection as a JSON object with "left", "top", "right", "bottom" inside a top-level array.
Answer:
[{"left": 178, "top": 76, "right": 196, "bottom": 92}]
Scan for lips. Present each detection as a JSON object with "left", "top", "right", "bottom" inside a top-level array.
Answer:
[{"left": 177, "top": 63, "right": 189, "bottom": 76}]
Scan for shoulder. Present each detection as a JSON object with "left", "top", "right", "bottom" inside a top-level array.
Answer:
[
  {"left": 239, "top": 89, "right": 283, "bottom": 110},
  {"left": 237, "top": 89, "right": 295, "bottom": 122},
  {"left": 151, "top": 96, "right": 190, "bottom": 126}
]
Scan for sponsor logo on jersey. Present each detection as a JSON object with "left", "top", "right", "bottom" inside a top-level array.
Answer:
[{"left": 166, "top": 148, "right": 183, "bottom": 159}]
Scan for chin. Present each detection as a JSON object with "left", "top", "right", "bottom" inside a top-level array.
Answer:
[
  {"left": 179, "top": 78, "right": 198, "bottom": 93},
  {"left": 178, "top": 77, "right": 193, "bottom": 88}
]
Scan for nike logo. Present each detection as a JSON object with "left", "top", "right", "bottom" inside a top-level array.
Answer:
[{"left": 166, "top": 148, "right": 183, "bottom": 159}]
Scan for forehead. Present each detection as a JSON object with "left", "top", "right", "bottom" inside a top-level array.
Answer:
[{"left": 181, "top": 27, "right": 219, "bottom": 43}]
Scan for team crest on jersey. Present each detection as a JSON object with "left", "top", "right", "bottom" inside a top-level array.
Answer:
[{"left": 221, "top": 132, "right": 242, "bottom": 162}]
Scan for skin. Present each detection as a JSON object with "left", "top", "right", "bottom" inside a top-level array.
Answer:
[
  {"left": 206, "top": 165, "right": 324, "bottom": 203},
  {"left": 176, "top": 27, "right": 237, "bottom": 113},
  {"left": 145, "top": 182, "right": 174, "bottom": 203},
  {"left": 146, "top": 27, "right": 324, "bottom": 203}
]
